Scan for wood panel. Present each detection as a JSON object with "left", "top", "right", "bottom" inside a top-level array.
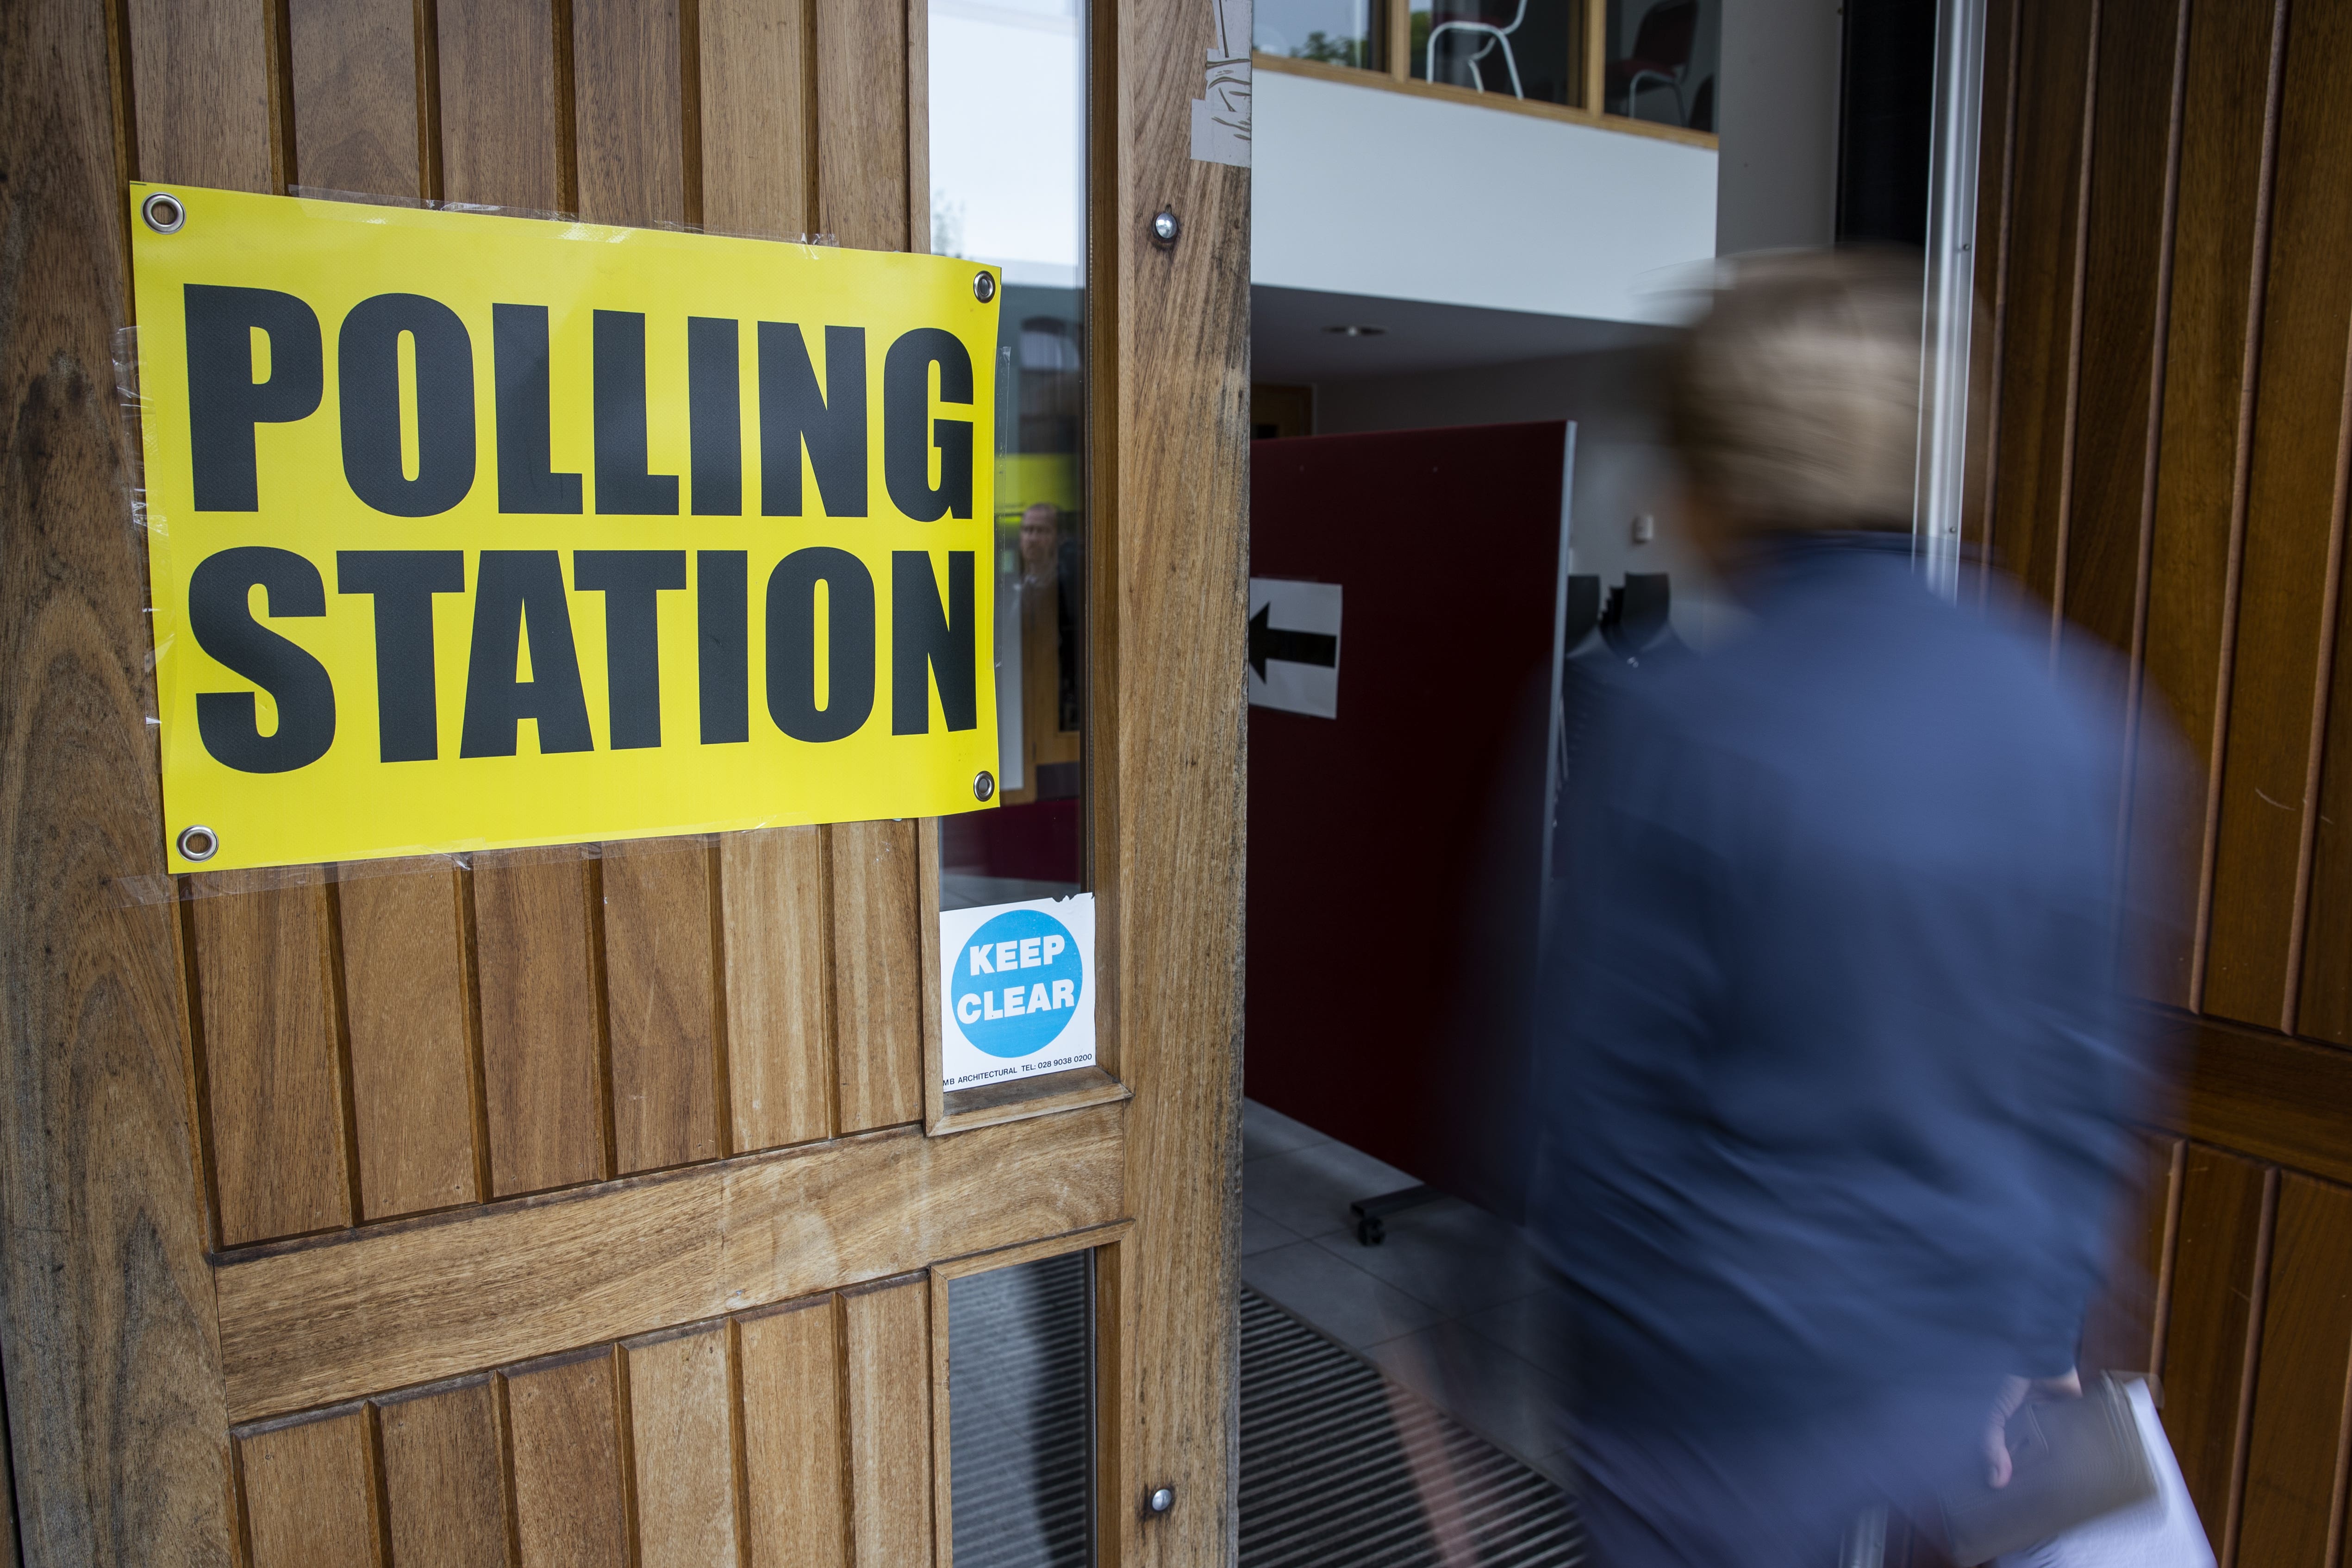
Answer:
[
  {"left": 1, "top": 0, "right": 237, "bottom": 1556},
  {"left": 2199, "top": 0, "right": 2352, "bottom": 1032},
  {"left": 831, "top": 819, "right": 923, "bottom": 1134},
  {"left": 842, "top": 1276, "right": 931, "bottom": 1567},
  {"left": 700, "top": 0, "right": 813, "bottom": 240},
  {"left": 1110, "top": 0, "right": 1255, "bottom": 1554},
  {"left": 217, "top": 1106, "right": 1124, "bottom": 1421},
  {"left": 811, "top": 0, "right": 909, "bottom": 250},
  {"left": 626, "top": 1324, "right": 740, "bottom": 1566},
  {"left": 238, "top": 1407, "right": 379, "bottom": 1565},
  {"left": 2234, "top": 1174, "right": 2352, "bottom": 1568},
  {"left": 287, "top": 0, "right": 422, "bottom": 197},
  {"left": 2057, "top": 0, "right": 2184, "bottom": 674},
  {"left": 736, "top": 1298, "right": 848, "bottom": 1568},
  {"left": 601, "top": 837, "right": 724, "bottom": 1173},
  {"left": 437, "top": 0, "right": 568, "bottom": 212},
  {"left": 472, "top": 848, "right": 606, "bottom": 1196},
  {"left": 2177, "top": 1015, "right": 2352, "bottom": 1189},
  {"left": 2134, "top": 0, "right": 2283, "bottom": 1008},
  {"left": 572, "top": 0, "right": 686, "bottom": 228},
  {"left": 1984, "top": 0, "right": 2096, "bottom": 606},
  {"left": 125, "top": 0, "right": 277, "bottom": 192},
  {"left": 506, "top": 1350, "right": 631, "bottom": 1568},
  {"left": 722, "top": 827, "right": 835, "bottom": 1151},
  {"left": 378, "top": 1378, "right": 511, "bottom": 1567},
  {"left": 2158, "top": 1147, "right": 2272, "bottom": 1556},
  {"left": 193, "top": 868, "right": 353, "bottom": 1244},
  {"left": 339, "top": 864, "right": 482, "bottom": 1218}
]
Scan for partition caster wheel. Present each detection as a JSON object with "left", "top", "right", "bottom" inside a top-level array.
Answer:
[{"left": 1356, "top": 1215, "right": 1385, "bottom": 1246}]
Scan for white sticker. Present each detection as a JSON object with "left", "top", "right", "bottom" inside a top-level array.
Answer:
[
  {"left": 1248, "top": 578, "right": 1341, "bottom": 718},
  {"left": 939, "top": 893, "right": 1097, "bottom": 1091}
]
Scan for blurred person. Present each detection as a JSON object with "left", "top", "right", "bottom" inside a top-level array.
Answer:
[{"left": 1528, "top": 251, "right": 2169, "bottom": 1567}]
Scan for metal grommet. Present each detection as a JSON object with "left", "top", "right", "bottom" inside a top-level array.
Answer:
[
  {"left": 176, "top": 824, "right": 219, "bottom": 862},
  {"left": 973, "top": 771, "right": 997, "bottom": 802},
  {"left": 1148, "top": 1486, "right": 1175, "bottom": 1516},
  {"left": 973, "top": 271, "right": 998, "bottom": 303},
  {"left": 1150, "top": 209, "right": 1181, "bottom": 246},
  {"left": 142, "top": 191, "right": 187, "bottom": 235}
]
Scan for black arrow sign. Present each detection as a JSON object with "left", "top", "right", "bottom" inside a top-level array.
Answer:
[{"left": 1248, "top": 602, "right": 1339, "bottom": 681}]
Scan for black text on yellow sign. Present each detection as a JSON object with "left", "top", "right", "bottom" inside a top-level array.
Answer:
[{"left": 130, "top": 185, "right": 1001, "bottom": 873}]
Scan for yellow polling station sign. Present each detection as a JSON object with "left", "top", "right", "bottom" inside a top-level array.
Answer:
[{"left": 129, "top": 184, "right": 1000, "bottom": 874}]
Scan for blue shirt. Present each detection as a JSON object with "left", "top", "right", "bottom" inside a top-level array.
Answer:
[{"left": 1531, "top": 534, "right": 2159, "bottom": 1426}]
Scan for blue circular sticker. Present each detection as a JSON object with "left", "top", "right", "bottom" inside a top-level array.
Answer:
[{"left": 951, "top": 907, "right": 1083, "bottom": 1059}]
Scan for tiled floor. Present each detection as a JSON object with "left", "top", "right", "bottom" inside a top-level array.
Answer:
[{"left": 1239, "top": 1098, "right": 1578, "bottom": 1487}]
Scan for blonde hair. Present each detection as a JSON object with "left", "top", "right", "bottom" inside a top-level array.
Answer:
[{"left": 1670, "top": 250, "right": 1925, "bottom": 531}]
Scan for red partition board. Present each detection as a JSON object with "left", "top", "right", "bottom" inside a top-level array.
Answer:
[{"left": 1246, "top": 421, "right": 1568, "bottom": 1221}]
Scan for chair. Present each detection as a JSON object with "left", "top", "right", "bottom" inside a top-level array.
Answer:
[
  {"left": 1607, "top": 0, "right": 1699, "bottom": 124},
  {"left": 1426, "top": 0, "right": 1531, "bottom": 98}
]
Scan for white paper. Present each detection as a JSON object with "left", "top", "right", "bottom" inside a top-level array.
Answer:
[
  {"left": 939, "top": 893, "right": 1097, "bottom": 1091},
  {"left": 1995, "top": 1379, "right": 2214, "bottom": 1568}
]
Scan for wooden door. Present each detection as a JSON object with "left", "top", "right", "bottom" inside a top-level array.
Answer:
[
  {"left": 0, "top": 0, "right": 1248, "bottom": 1563},
  {"left": 1971, "top": 0, "right": 2352, "bottom": 1560}
]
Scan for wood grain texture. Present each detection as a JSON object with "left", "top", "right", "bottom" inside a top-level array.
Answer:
[
  {"left": 2234, "top": 1174, "right": 2352, "bottom": 1568},
  {"left": 1984, "top": 0, "right": 2095, "bottom": 604},
  {"left": 2200, "top": 0, "right": 2352, "bottom": 1032},
  {"left": 0, "top": 0, "right": 236, "bottom": 1556},
  {"left": 842, "top": 1276, "right": 930, "bottom": 1568},
  {"left": 506, "top": 1350, "right": 630, "bottom": 1568},
  {"left": 736, "top": 1299, "right": 848, "bottom": 1568},
  {"left": 2058, "top": 0, "right": 2183, "bottom": 671},
  {"left": 811, "top": 0, "right": 908, "bottom": 250},
  {"left": 625, "top": 1324, "right": 741, "bottom": 1566},
  {"left": 1109, "top": 0, "right": 1254, "bottom": 1556},
  {"left": 2134, "top": 0, "right": 2282, "bottom": 1007},
  {"left": 193, "top": 868, "right": 354, "bottom": 1244},
  {"left": 2302, "top": 589, "right": 2352, "bottom": 1042},
  {"left": 125, "top": 0, "right": 275, "bottom": 191},
  {"left": 287, "top": 0, "right": 421, "bottom": 197},
  {"left": 238, "top": 1407, "right": 379, "bottom": 1566},
  {"left": 217, "top": 1106, "right": 1124, "bottom": 1421},
  {"left": 571, "top": 0, "right": 685, "bottom": 228},
  {"left": 472, "top": 849, "right": 606, "bottom": 1196},
  {"left": 2173, "top": 1015, "right": 2352, "bottom": 1188},
  {"left": 377, "top": 1378, "right": 510, "bottom": 1567},
  {"left": 437, "top": 0, "right": 568, "bottom": 212},
  {"left": 340, "top": 864, "right": 481, "bottom": 1218},
  {"left": 830, "top": 819, "right": 923, "bottom": 1134},
  {"left": 601, "top": 837, "right": 723, "bottom": 1174},
  {"left": 722, "top": 826, "right": 834, "bottom": 1151},
  {"left": 699, "top": 0, "right": 812, "bottom": 240},
  {"left": 2159, "top": 1146, "right": 2272, "bottom": 1557}
]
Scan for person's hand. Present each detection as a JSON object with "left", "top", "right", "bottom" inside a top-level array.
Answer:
[{"left": 1985, "top": 1368, "right": 2083, "bottom": 1487}]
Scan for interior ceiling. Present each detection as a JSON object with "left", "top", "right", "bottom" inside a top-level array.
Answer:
[{"left": 1250, "top": 284, "right": 1672, "bottom": 386}]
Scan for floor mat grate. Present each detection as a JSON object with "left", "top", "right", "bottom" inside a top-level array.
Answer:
[{"left": 1240, "top": 1287, "right": 1585, "bottom": 1568}]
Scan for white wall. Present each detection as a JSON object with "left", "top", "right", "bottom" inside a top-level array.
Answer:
[
  {"left": 1251, "top": 69, "right": 1719, "bottom": 323},
  {"left": 1714, "top": 0, "right": 1844, "bottom": 254}
]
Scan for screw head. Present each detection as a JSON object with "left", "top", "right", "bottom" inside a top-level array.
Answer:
[
  {"left": 176, "top": 824, "right": 219, "bottom": 862},
  {"left": 973, "top": 771, "right": 996, "bottom": 802},
  {"left": 973, "top": 270, "right": 997, "bottom": 303},
  {"left": 142, "top": 191, "right": 187, "bottom": 234},
  {"left": 1148, "top": 1486, "right": 1175, "bottom": 1515},
  {"left": 1150, "top": 209, "right": 1181, "bottom": 245}
]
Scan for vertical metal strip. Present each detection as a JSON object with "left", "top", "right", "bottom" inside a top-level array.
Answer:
[{"left": 1915, "top": 0, "right": 1990, "bottom": 603}]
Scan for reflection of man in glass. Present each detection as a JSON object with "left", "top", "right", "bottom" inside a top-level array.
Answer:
[{"left": 1020, "top": 501, "right": 1062, "bottom": 590}]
